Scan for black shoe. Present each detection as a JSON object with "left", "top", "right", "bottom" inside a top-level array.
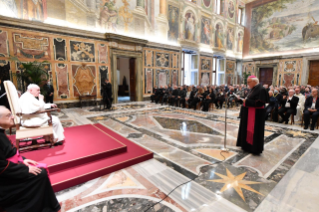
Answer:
[
  {"left": 54, "top": 141, "right": 63, "bottom": 146},
  {"left": 285, "top": 121, "right": 289, "bottom": 124},
  {"left": 304, "top": 125, "right": 309, "bottom": 130},
  {"left": 310, "top": 126, "right": 315, "bottom": 131},
  {"left": 279, "top": 120, "right": 284, "bottom": 123}
]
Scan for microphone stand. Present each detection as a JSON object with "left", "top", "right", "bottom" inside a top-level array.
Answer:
[{"left": 221, "top": 95, "right": 229, "bottom": 152}]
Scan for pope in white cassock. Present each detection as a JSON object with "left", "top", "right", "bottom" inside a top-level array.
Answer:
[
  {"left": 19, "top": 84, "right": 65, "bottom": 146},
  {"left": 294, "top": 87, "right": 305, "bottom": 122}
]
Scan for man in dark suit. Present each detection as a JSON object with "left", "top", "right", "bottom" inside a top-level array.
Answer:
[
  {"left": 170, "top": 86, "right": 179, "bottom": 106},
  {"left": 45, "top": 80, "right": 54, "bottom": 103},
  {"left": 154, "top": 86, "right": 163, "bottom": 104},
  {"left": 303, "top": 89, "right": 319, "bottom": 130},
  {"left": 101, "top": 79, "right": 113, "bottom": 109},
  {"left": 150, "top": 86, "right": 158, "bottom": 103},
  {"left": 278, "top": 89, "right": 299, "bottom": 124}
]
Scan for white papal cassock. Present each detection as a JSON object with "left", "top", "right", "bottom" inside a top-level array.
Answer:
[
  {"left": 294, "top": 93, "right": 305, "bottom": 122},
  {"left": 19, "top": 92, "right": 65, "bottom": 142}
]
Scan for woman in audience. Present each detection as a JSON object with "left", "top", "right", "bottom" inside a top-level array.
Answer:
[
  {"left": 202, "top": 87, "right": 215, "bottom": 111},
  {"left": 215, "top": 88, "right": 225, "bottom": 109}
]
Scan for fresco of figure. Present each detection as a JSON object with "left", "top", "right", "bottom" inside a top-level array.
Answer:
[
  {"left": 185, "top": 12, "right": 195, "bottom": 41},
  {"left": 238, "top": 32, "right": 243, "bottom": 52},
  {"left": 227, "top": 27, "right": 234, "bottom": 50},
  {"left": 215, "top": 24, "right": 224, "bottom": 48},
  {"left": 201, "top": 18, "right": 211, "bottom": 45},
  {"left": 228, "top": 0, "right": 235, "bottom": 19},
  {"left": 168, "top": 5, "right": 179, "bottom": 41},
  {"left": 24, "top": 0, "right": 45, "bottom": 21},
  {"left": 100, "top": 0, "right": 118, "bottom": 32}
]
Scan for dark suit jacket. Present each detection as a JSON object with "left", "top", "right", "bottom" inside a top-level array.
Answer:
[
  {"left": 304, "top": 96, "right": 319, "bottom": 111},
  {"left": 281, "top": 96, "right": 299, "bottom": 115}
]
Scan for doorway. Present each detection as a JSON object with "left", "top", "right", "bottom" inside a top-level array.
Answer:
[
  {"left": 117, "top": 57, "right": 136, "bottom": 102},
  {"left": 308, "top": 61, "right": 319, "bottom": 86},
  {"left": 259, "top": 68, "right": 273, "bottom": 86}
]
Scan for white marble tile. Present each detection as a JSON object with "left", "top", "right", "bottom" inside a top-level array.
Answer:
[
  {"left": 133, "top": 159, "right": 246, "bottom": 212},
  {"left": 256, "top": 168, "right": 319, "bottom": 212},
  {"left": 309, "top": 136, "right": 319, "bottom": 149},
  {"left": 294, "top": 148, "right": 319, "bottom": 177}
]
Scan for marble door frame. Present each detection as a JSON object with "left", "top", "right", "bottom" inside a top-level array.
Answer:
[
  {"left": 256, "top": 63, "right": 278, "bottom": 87},
  {"left": 110, "top": 49, "right": 143, "bottom": 103},
  {"left": 302, "top": 56, "right": 319, "bottom": 85}
]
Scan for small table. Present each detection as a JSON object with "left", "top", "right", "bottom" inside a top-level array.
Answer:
[{"left": 79, "top": 94, "right": 97, "bottom": 108}]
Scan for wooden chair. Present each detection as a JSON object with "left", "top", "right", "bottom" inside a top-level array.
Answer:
[
  {"left": 4, "top": 81, "right": 60, "bottom": 151},
  {"left": 301, "top": 113, "right": 319, "bottom": 129}
]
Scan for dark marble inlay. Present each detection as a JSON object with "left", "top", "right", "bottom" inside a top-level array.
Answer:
[
  {"left": 195, "top": 163, "right": 276, "bottom": 212},
  {"left": 153, "top": 116, "right": 223, "bottom": 136},
  {"left": 74, "top": 197, "right": 176, "bottom": 212}
]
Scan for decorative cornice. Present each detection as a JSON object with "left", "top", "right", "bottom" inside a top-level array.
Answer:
[{"left": 105, "top": 33, "right": 148, "bottom": 46}]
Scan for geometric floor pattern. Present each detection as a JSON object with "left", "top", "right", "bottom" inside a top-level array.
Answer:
[{"left": 54, "top": 101, "right": 319, "bottom": 212}]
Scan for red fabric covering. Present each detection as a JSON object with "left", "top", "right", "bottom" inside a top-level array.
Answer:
[
  {"left": 20, "top": 125, "right": 127, "bottom": 172},
  {"left": 10, "top": 124, "right": 153, "bottom": 192},
  {"left": 245, "top": 104, "right": 264, "bottom": 145}
]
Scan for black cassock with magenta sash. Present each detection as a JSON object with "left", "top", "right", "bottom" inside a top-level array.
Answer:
[
  {"left": 0, "top": 129, "right": 60, "bottom": 212},
  {"left": 237, "top": 84, "right": 269, "bottom": 154}
]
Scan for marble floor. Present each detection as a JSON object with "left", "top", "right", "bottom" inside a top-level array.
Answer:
[{"left": 53, "top": 102, "right": 319, "bottom": 212}]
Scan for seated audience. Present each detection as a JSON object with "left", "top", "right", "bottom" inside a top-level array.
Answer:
[
  {"left": 295, "top": 87, "right": 305, "bottom": 122},
  {"left": 154, "top": 86, "right": 163, "bottom": 104},
  {"left": 303, "top": 89, "right": 319, "bottom": 130},
  {"left": 278, "top": 89, "right": 299, "bottom": 124},
  {"left": 202, "top": 87, "right": 215, "bottom": 111},
  {"left": 182, "top": 86, "right": 192, "bottom": 108},
  {"left": 0, "top": 106, "right": 60, "bottom": 212},
  {"left": 215, "top": 89, "right": 225, "bottom": 109},
  {"left": 305, "top": 87, "right": 311, "bottom": 99},
  {"left": 150, "top": 86, "right": 158, "bottom": 103},
  {"left": 265, "top": 91, "right": 278, "bottom": 120},
  {"left": 19, "top": 84, "right": 65, "bottom": 146}
]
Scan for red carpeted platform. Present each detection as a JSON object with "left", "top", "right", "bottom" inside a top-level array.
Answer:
[{"left": 17, "top": 124, "right": 153, "bottom": 192}]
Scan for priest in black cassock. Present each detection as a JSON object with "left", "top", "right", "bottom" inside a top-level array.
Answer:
[
  {"left": 0, "top": 106, "right": 60, "bottom": 212},
  {"left": 236, "top": 76, "right": 269, "bottom": 154}
]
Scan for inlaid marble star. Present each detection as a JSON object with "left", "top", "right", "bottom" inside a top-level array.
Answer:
[
  {"left": 208, "top": 168, "right": 264, "bottom": 202},
  {"left": 286, "top": 130, "right": 308, "bottom": 137}
]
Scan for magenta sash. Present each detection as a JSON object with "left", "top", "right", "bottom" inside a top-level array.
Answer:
[
  {"left": 244, "top": 103, "right": 264, "bottom": 145},
  {"left": 7, "top": 151, "right": 51, "bottom": 182}
]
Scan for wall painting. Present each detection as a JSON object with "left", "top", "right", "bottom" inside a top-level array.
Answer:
[{"left": 249, "top": 0, "right": 319, "bottom": 54}]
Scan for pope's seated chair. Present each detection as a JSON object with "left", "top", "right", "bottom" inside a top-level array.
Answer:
[{"left": 4, "top": 80, "right": 60, "bottom": 151}]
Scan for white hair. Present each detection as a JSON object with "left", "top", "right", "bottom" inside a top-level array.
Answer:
[
  {"left": 27, "top": 84, "right": 40, "bottom": 91},
  {"left": 250, "top": 77, "right": 259, "bottom": 84},
  {"left": 289, "top": 89, "right": 295, "bottom": 93}
]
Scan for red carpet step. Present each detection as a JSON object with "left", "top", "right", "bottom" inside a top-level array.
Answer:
[{"left": 19, "top": 124, "right": 153, "bottom": 192}]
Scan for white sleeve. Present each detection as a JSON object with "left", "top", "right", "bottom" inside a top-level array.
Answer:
[{"left": 20, "top": 94, "right": 45, "bottom": 113}]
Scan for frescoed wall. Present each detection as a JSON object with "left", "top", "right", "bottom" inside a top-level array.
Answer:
[
  {"left": 0, "top": 0, "right": 244, "bottom": 57},
  {"left": 246, "top": 0, "right": 319, "bottom": 56},
  {"left": 226, "top": 60, "right": 236, "bottom": 85},
  {"left": 199, "top": 56, "right": 213, "bottom": 86}
]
